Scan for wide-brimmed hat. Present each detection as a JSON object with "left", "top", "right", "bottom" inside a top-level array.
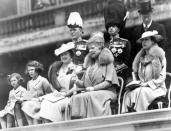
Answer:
[
  {"left": 67, "top": 12, "right": 83, "bottom": 28},
  {"left": 137, "top": 30, "right": 163, "bottom": 43},
  {"left": 138, "top": 0, "right": 153, "bottom": 14},
  {"left": 54, "top": 42, "right": 75, "bottom": 56}
]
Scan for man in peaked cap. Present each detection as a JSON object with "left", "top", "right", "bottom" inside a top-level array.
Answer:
[
  {"left": 131, "top": 0, "right": 168, "bottom": 60},
  {"left": 67, "top": 12, "right": 88, "bottom": 67},
  {"left": 104, "top": 0, "right": 132, "bottom": 85}
]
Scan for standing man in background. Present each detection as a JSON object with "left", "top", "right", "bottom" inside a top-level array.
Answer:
[{"left": 131, "top": 0, "right": 168, "bottom": 60}]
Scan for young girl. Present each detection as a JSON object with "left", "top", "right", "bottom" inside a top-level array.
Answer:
[
  {"left": 0, "top": 73, "right": 26, "bottom": 129},
  {"left": 21, "top": 60, "right": 52, "bottom": 125}
]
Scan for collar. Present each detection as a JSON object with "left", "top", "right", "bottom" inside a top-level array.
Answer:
[
  {"left": 143, "top": 20, "right": 152, "bottom": 29},
  {"left": 13, "top": 86, "right": 22, "bottom": 93},
  {"left": 72, "top": 37, "right": 82, "bottom": 43}
]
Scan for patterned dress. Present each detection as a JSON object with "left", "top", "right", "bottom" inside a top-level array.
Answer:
[{"left": 0, "top": 86, "right": 26, "bottom": 117}]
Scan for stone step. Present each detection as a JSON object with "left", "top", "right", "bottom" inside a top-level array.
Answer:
[
  {"left": 70, "top": 119, "right": 171, "bottom": 131},
  {"left": 4, "top": 108, "right": 171, "bottom": 131}
]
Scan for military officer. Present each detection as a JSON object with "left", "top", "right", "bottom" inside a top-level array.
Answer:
[{"left": 67, "top": 12, "right": 88, "bottom": 67}]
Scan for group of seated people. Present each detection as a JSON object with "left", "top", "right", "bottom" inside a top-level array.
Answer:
[
  {"left": 0, "top": 1, "right": 169, "bottom": 128},
  {"left": 0, "top": 29, "right": 167, "bottom": 129}
]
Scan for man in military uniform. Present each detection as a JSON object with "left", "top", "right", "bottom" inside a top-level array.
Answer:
[
  {"left": 104, "top": 0, "right": 132, "bottom": 84},
  {"left": 67, "top": 12, "right": 88, "bottom": 67}
]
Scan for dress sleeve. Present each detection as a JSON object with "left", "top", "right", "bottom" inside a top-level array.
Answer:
[
  {"left": 42, "top": 78, "right": 53, "bottom": 94},
  {"left": 105, "top": 63, "right": 119, "bottom": 86}
]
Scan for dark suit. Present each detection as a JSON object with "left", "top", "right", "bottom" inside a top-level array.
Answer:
[{"left": 131, "top": 21, "right": 168, "bottom": 60}]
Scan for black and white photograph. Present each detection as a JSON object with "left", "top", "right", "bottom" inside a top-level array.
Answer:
[{"left": 0, "top": 0, "right": 171, "bottom": 130}]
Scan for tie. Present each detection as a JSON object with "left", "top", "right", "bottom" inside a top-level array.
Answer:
[{"left": 144, "top": 25, "right": 148, "bottom": 31}]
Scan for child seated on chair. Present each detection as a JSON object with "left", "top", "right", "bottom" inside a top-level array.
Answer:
[{"left": 0, "top": 73, "right": 26, "bottom": 129}]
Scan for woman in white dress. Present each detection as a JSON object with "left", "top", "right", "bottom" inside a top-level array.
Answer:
[{"left": 38, "top": 42, "right": 82, "bottom": 123}]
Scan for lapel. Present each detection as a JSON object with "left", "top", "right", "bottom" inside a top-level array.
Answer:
[{"left": 148, "top": 21, "right": 155, "bottom": 31}]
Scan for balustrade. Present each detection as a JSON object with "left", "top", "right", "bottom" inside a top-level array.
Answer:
[{"left": 0, "top": 0, "right": 169, "bottom": 38}]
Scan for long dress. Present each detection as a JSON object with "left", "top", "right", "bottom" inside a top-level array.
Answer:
[
  {"left": 70, "top": 48, "right": 119, "bottom": 118},
  {"left": 38, "top": 62, "right": 79, "bottom": 122},
  {"left": 122, "top": 45, "right": 167, "bottom": 112},
  {"left": 0, "top": 86, "right": 26, "bottom": 117},
  {"left": 21, "top": 75, "right": 52, "bottom": 119}
]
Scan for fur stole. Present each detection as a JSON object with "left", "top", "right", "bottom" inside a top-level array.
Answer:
[
  {"left": 133, "top": 44, "right": 165, "bottom": 77},
  {"left": 48, "top": 61, "right": 63, "bottom": 91},
  {"left": 83, "top": 48, "right": 114, "bottom": 68}
]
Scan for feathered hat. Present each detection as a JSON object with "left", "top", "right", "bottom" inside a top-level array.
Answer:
[
  {"left": 67, "top": 12, "right": 83, "bottom": 28},
  {"left": 104, "top": 0, "right": 128, "bottom": 31}
]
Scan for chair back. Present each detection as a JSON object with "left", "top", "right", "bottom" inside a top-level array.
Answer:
[
  {"left": 166, "top": 72, "right": 171, "bottom": 108},
  {"left": 117, "top": 76, "right": 124, "bottom": 114}
]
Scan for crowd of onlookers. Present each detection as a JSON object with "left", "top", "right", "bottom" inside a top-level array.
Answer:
[{"left": 0, "top": 0, "right": 169, "bottom": 129}]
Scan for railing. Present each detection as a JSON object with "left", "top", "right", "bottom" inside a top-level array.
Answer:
[{"left": 0, "top": 0, "right": 169, "bottom": 38}]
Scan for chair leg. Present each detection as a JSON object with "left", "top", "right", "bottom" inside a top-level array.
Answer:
[
  {"left": 0, "top": 117, "right": 7, "bottom": 129},
  {"left": 157, "top": 102, "right": 163, "bottom": 109},
  {"left": 6, "top": 114, "right": 13, "bottom": 128}
]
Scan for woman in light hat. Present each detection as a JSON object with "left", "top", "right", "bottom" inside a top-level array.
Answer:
[
  {"left": 70, "top": 32, "right": 119, "bottom": 119},
  {"left": 67, "top": 12, "right": 88, "bottom": 67},
  {"left": 122, "top": 30, "right": 167, "bottom": 113},
  {"left": 38, "top": 42, "right": 82, "bottom": 123}
]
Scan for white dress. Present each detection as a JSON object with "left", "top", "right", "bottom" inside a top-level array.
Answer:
[{"left": 38, "top": 62, "right": 79, "bottom": 122}]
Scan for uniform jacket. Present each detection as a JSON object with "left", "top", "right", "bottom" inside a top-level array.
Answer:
[
  {"left": 105, "top": 37, "right": 132, "bottom": 73},
  {"left": 72, "top": 39, "right": 88, "bottom": 66}
]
